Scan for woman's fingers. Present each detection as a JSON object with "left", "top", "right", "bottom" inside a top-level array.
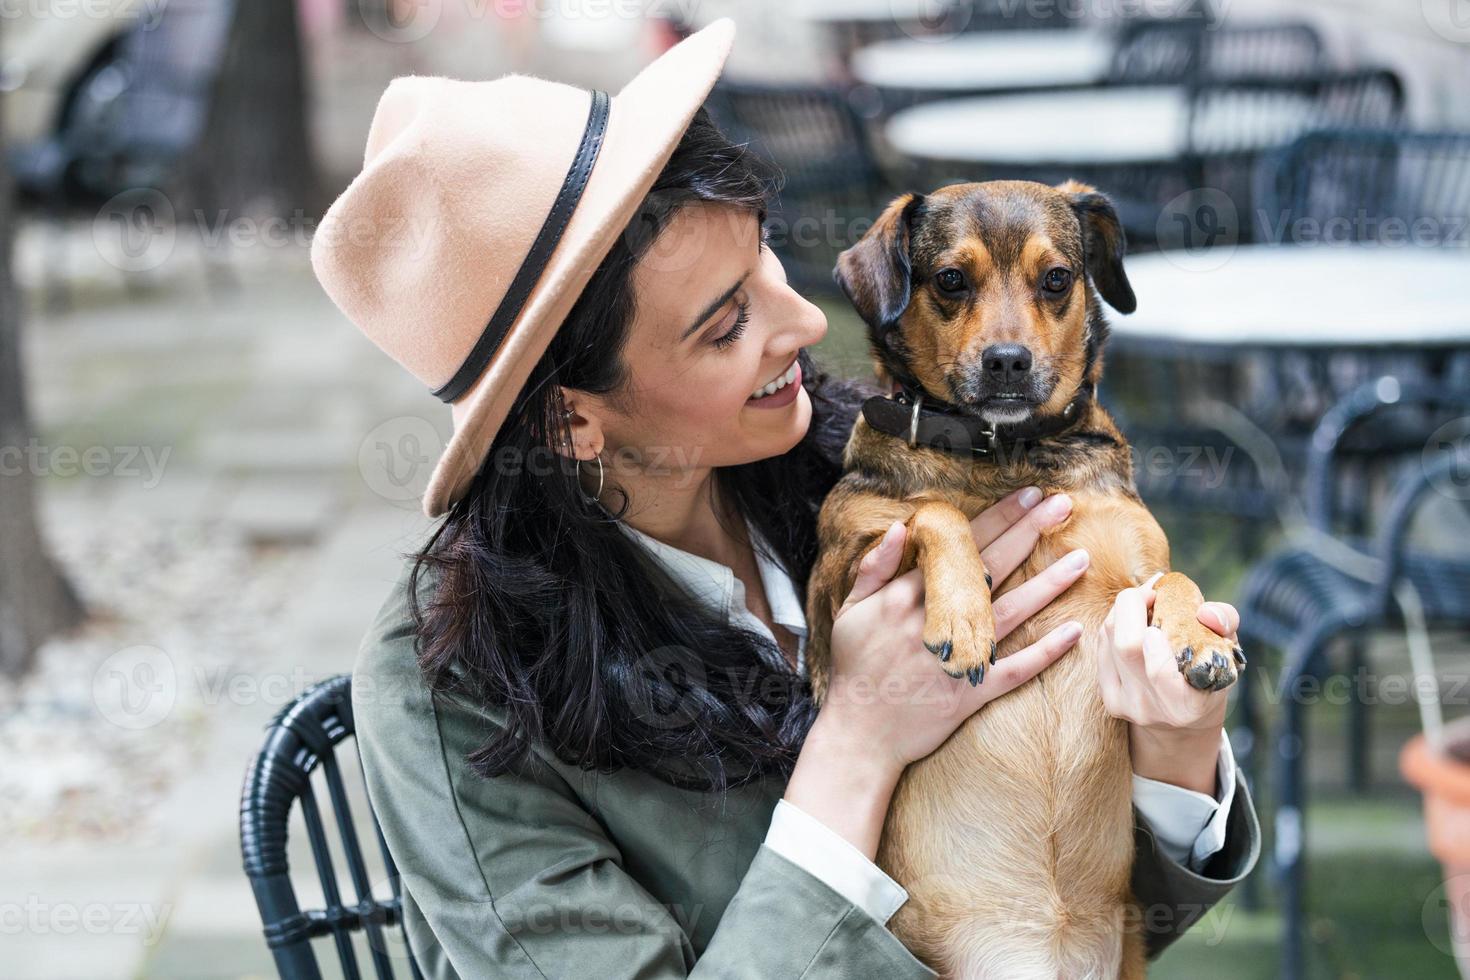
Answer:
[
  {"left": 968, "top": 620, "right": 1084, "bottom": 709},
  {"left": 968, "top": 486, "right": 1044, "bottom": 550},
  {"left": 1108, "top": 585, "right": 1152, "bottom": 675},
  {"left": 992, "top": 548, "right": 1090, "bottom": 640},
  {"left": 979, "top": 493, "right": 1074, "bottom": 585},
  {"left": 1198, "top": 601, "right": 1239, "bottom": 637},
  {"left": 840, "top": 522, "right": 906, "bottom": 612}
]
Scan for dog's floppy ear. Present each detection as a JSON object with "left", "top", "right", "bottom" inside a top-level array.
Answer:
[
  {"left": 1059, "top": 181, "right": 1136, "bottom": 314},
  {"left": 834, "top": 193, "right": 924, "bottom": 332}
]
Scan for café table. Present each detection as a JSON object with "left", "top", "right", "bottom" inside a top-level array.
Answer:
[
  {"left": 884, "top": 85, "right": 1313, "bottom": 166},
  {"left": 851, "top": 30, "right": 1115, "bottom": 93},
  {"left": 1114, "top": 245, "right": 1470, "bottom": 350}
]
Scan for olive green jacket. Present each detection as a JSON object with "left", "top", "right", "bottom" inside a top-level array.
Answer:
[{"left": 354, "top": 562, "right": 1260, "bottom": 979}]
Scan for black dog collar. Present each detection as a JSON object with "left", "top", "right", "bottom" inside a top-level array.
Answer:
[{"left": 861, "top": 382, "right": 1095, "bottom": 459}]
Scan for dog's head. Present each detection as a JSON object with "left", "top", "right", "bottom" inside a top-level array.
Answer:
[{"left": 834, "top": 180, "right": 1135, "bottom": 426}]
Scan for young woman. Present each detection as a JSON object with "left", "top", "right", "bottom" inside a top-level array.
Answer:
[{"left": 314, "top": 21, "right": 1258, "bottom": 978}]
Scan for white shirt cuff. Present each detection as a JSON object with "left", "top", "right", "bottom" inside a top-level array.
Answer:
[
  {"left": 763, "top": 799, "right": 909, "bottom": 925},
  {"left": 1131, "top": 728, "right": 1237, "bottom": 872}
]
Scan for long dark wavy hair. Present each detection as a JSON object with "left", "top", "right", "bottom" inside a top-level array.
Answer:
[{"left": 408, "top": 107, "right": 870, "bottom": 794}]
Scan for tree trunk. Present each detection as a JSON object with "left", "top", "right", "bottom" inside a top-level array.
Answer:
[
  {"left": 183, "top": 0, "right": 322, "bottom": 222},
  {"left": 0, "top": 16, "right": 84, "bottom": 677}
]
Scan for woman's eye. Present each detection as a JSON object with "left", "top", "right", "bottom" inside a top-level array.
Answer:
[
  {"left": 935, "top": 268, "right": 966, "bottom": 293},
  {"left": 1042, "top": 268, "right": 1073, "bottom": 294}
]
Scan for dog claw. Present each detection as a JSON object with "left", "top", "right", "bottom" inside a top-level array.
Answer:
[
  {"left": 989, "top": 641, "right": 997, "bottom": 666},
  {"left": 1232, "top": 644, "right": 1247, "bottom": 667},
  {"left": 1176, "top": 645, "right": 1193, "bottom": 668},
  {"left": 967, "top": 665, "right": 984, "bottom": 686},
  {"left": 984, "top": 571, "right": 993, "bottom": 591},
  {"left": 926, "top": 639, "right": 953, "bottom": 663}
]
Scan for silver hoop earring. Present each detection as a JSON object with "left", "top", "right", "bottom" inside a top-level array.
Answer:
[{"left": 579, "top": 454, "right": 605, "bottom": 506}]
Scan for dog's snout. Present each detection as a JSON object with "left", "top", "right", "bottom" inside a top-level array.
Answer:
[{"left": 981, "top": 344, "right": 1033, "bottom": 385}]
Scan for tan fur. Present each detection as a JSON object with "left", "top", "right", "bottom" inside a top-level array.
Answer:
[{"left": 807, "top": 181, "right": 1242, "bottom": 978}]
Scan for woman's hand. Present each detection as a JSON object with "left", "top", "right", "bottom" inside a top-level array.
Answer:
[
  {"left": 1097, "top": 574, "right": 1240, "bottom": 796},
  {"left": 784, "top": 488, "right": 1088, "bottom": 858}
]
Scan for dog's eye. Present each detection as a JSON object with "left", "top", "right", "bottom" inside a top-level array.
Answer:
[
  {"left": 1042, "top": 268, "right": 1073, "bottom": 295},
  {"left": 934, "top": 268, "right": 966, "bottom": 294}
]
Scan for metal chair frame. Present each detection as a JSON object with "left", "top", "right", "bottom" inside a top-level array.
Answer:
[
  {"left": 1235, "top": 381, "right": 1470, "bottom": 979},
  {"left": 240, "top": 675, "right": 423, "bottom": 980}
]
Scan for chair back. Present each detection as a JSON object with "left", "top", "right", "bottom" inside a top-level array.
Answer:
[
  {"left": 64, "top": 0, "right": 235, "bottom": 196},
  {"left": 1110, "top": 19, "right": 1325, "bottom": 84},
  {"left": 704, "top": 80, "right": 891, "bottom": 292},
  {"left": 240, "top": 675, "right": 422, "bottom": 980},
  {"left": 1258, "top": 129, "right": 1470, "bottom": 248}
]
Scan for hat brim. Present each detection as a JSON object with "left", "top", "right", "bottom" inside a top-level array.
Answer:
[{"left": 421, "top": 19, "right": 736, "bottom": 517}]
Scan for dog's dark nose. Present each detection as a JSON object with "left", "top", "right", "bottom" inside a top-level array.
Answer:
[{"left": 981, "top": 344, "right": 1033, "bottom": 385}]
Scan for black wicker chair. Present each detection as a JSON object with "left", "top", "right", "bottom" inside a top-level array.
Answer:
[
  {"left": 1108, "top": 19, "right": 1325, "bottom": 85},
  {"left": 1181, "top": 69, "right": 1406, "bottom": 245},
  {"left": 1234, "top": 381, "right": 1470, "bottom": 979},
  {"left": 240, "top": 675, "right": 422, "bottom": 979},
  {"left": 704, "top": 79, "right": 896, "bottom": 294}
]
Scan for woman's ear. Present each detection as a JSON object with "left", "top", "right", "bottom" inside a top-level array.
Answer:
[
  {"left": 834, "top": 192, "right": 924, "bottom": 333},
  {"left": 555, "top": 386, "right": 606, "bottom": 462}
]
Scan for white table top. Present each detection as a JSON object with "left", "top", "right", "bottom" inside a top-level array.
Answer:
[
  {"left": 885, "top": 86, "right": 1312, "bottom": 164},
  {"left": 795, "top": 0, "right": 951, "bottom": 23},
  {"left": 1114, "top": 246, "right": 1470, "bottom": 346},
  {"left": 852, "top": 31, "right": 1113, "bottom": 91}
]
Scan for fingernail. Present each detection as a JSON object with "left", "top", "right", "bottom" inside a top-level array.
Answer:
[
  {"left": 1201, "top": 602, "right": 1226, "bottom": 631},
  {"left": 1018, "top": 486, "right": 1043, "bottom": 509},
  {"left": 1059, "top": 621, "right": 1084, "bottom": 642},
  {"left": 1065, "top": 548, "right": 1090, "bottom": 571},
  {"left": 882, "top": 521, "right": 902, "bottom": 549},
  {"left": 1042, "top": 493, "right": 1072, "bottom": 523}
]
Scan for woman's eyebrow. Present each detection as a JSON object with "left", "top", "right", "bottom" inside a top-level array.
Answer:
[{"left": 680, "top": 274, "right": 749, "bottom": 341}]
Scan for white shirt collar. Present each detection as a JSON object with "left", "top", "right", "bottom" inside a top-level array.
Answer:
[{"left": 618, "top": 517, "right": 808, "bottom": 674}]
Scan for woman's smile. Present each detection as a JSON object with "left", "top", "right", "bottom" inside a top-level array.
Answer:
[{"left": 746, "top": 357, "right": 802, "bottom": 410}]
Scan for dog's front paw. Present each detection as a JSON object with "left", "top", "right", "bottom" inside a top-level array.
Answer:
[
  {"left": 1148, "top": 572, "right": 1244, "bottom": 692},
  {"left": 923, "top": 577, "right": 996, "bottom": 686}
]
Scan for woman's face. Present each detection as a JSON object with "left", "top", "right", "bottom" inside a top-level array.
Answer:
[{"left": 581, "top": 203, "right": 829, "bottom": 478}]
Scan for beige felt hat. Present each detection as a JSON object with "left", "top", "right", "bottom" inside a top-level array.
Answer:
[{"left": 311, "top": 20, "right": 736, "bottom": 517}]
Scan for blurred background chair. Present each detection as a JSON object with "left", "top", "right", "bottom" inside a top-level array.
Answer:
[
  {"left": 705, "top": 78, "right": 897, "bottom": 295},
  {"left": 1235, "top": 381, "right": 1470, "bottom": 980},
  {"left": 240, "top": 675, "right": 421, "bottom": 980},
  {"left": 1108, "top": 19, "right": 1326, "bottom": 85},
  {"left": 9, "top": 0, "right": 235, "bottom": 307}
]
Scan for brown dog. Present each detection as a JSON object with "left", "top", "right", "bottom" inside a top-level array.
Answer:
[{"left": 805, "top": 180, "right": 1245, "bottom": 979}]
